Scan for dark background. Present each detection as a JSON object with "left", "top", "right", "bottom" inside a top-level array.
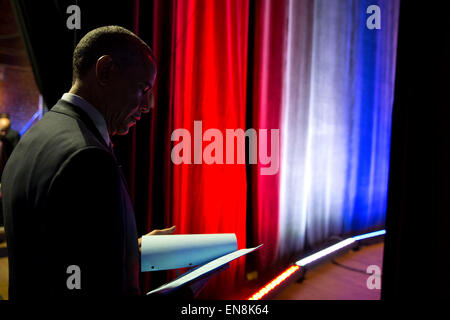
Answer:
[{"left": 382, "top": 1, "right": 450, "bottom": 298}]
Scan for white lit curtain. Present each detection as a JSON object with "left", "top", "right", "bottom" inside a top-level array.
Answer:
[{"left": 278, "top": 0, "right": 400, "bottom": 259}]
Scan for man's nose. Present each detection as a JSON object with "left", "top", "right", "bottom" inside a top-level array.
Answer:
[{"left": 139, "top": 91, "right": 152, "bottom": 113}]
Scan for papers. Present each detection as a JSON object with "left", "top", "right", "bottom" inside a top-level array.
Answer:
[
  {"left": 146, "top": 244, "right": 263, "bottom": 296},
  {"left": 141, "top": 234, "right": 238, "bottom": 271},
  {"left": 140, "top": 233, "right": 262, "bottom": 296}
]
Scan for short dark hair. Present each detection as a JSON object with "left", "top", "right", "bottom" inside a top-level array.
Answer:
[
  {"left": 72, "top": 25, "right": 156, "bottom": 81},
  {"left": 0, "top": 113, "right": 11, "bottom": 119}
]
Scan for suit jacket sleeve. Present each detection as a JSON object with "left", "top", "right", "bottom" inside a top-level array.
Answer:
[{"left": 44, "top": 146, "right": 125, "bottom": 297}]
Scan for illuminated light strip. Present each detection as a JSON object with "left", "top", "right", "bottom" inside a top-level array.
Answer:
[
  {"left": 248, "top": 265, "right": 300, "bottom": 300},
  {"left": 247, "top": 230, "right": 386, "bottom": 300},
  {"left": 295, "top": 238, "right": 356, "bottom": 267},
  {"left": 20, "top": 108, "right": 42, "bottom": 136},
  {"left": 352, "top": 229, "right": 386, "bottom": 241}
]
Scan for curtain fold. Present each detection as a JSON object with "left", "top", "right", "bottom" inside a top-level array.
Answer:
[
  {"left": 249, "top": 0, "right": 287, "bottom": 272},
  {"left": 155, "top": 0, "right": 249, "bottom": 298},
  {"left": 278, "top": 0, "right": 399, "bottom": 263},
  {"left": 278, "top": 0, "right": 315, "bottom": 261}
]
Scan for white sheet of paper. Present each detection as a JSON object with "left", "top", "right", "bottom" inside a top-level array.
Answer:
[
  {"left": 141, "top": 234, "right": 238, "bottom": 271},
  {"left": 146, "top": 244, "right": 263, "bottom": 295}
]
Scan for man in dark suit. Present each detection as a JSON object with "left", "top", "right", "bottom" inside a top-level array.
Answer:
[
  {"left": 0, "top": 113, "right": 20, "bottom": 228},
  {"left": 1, "top": 26, "right": 176, "bottom": 299}
]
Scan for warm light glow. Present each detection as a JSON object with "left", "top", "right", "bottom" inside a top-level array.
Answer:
[
  {"left": 247, "top": 230, "right": 386, "bottom": 300},
  {"left": 248, "top": 265, "right": 300, "bottom": 300}
]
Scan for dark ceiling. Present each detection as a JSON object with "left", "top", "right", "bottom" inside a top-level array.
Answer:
[{"left": 0, "top": 0, "right": 30, "bottom": 68}]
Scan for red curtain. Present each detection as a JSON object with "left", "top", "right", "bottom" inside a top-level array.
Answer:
[
  {"left": 250, "top": 0, "right": 286, "bottom": 271},
  {"left": 152, "top": 0, "right": 249, "bottom": 298}
]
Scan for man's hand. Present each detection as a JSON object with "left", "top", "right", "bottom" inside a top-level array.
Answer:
[{"left": 138, "top": 225, "right": 176, "bottom": 251}]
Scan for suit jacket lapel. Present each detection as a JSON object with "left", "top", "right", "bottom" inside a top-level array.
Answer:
[
  {"left": 50, "top": 100, "right": 111, "bottom": 150},
  {"left": 49, "top": 100, "right": 139, "bottom": 293},
  {"left": 50, "top": 100, "right": 134, "bottom": 194}
]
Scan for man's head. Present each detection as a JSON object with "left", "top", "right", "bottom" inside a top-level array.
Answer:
[
  {"left": 0, "top": 113, "right": 11, "bottom": 139},
  {"left": 71, "top": 26, "right": 156, "bottom": 135}
]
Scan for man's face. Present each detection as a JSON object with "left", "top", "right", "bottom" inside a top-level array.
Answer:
[
  {"left": 103, "top": 56, "right": 155, "bottom": 136},
  {"left": 0, "top": 118, "right": 11, "bottom": 139}
]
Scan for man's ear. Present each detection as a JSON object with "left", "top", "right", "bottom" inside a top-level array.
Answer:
[{"left": 96, "top": 55, "right": 114, "bottom": 86}]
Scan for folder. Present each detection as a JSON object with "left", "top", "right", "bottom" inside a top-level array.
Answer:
[{"left": 140, "top": 233, "right": 262, "bottom": 296}]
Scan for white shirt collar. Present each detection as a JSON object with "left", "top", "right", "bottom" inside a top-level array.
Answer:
[{"left": 61, "top": 93, "right": 111, "bottom": 147}]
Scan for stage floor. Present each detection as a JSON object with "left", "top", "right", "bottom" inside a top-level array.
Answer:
[{"left": 274, "top": 242, "right": 384, "bottom": 300}]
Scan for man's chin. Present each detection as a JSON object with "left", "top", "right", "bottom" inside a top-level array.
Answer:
[
  {"left": 111, "top": 121, "right": 136, "bottom": 136},
  {"left": 116, "top": 128, "right": 129, "bottom": 135},
  {"left": 110, "top": 126, "right": 129, "bottom": 136}
]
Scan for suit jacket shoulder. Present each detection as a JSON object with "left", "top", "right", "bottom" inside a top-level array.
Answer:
[
  {"left": 2, "top": 100, "right": 112, "bottom": 206},
  {"left": 1, "top": 99, "right": 136, "bottom": 299}
]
